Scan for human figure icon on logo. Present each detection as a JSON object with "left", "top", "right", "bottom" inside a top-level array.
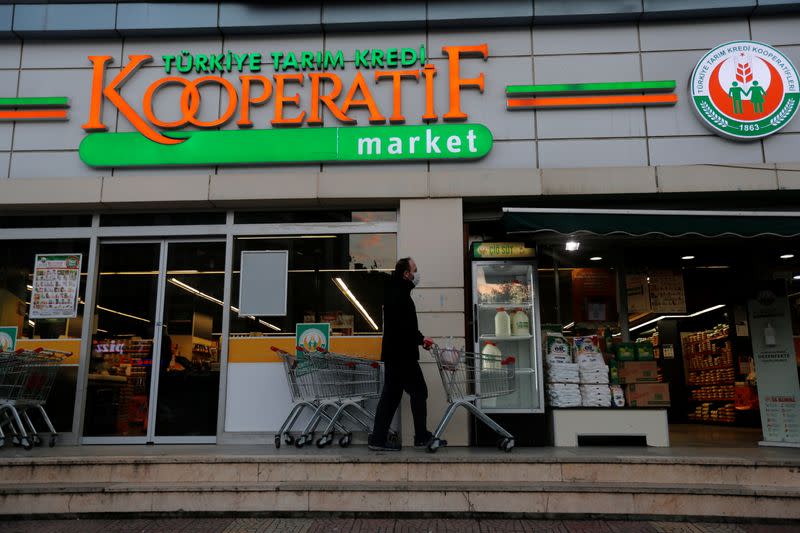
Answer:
[
  {"left": 728, "top": 81, "right": 745, "bottom": 114},
  {"left": 748, "top": 81, "right": 767, "bottom": 113}
]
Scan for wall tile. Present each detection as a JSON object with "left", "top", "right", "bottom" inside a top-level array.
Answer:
[
  {"left": 642, "top": 50, "right": 715, "bottom": 137},
  {"left": 536, "top": 107, "right": 646, "bottom": 139},
  {"left": 13, "top": 3, "right": 117, "bottom": 38},
  {"left": 21, "top": 39, "right": 122, "bottom": 69},
  {"left": 642, "top": 0, "right": 756, "bottom": 20},
  {"left": 541, "top": 166, "right": 658, "bottom": 195},
  {"left": 538, "top": 139, "right": 648, "bottom": 168},
  {"left": 649, "top": 136, "right": 764, "bottom": 166},
  {"left": 322, "top": 1, "right": 426, "bottom": 31},
  {"left": 325, "top": 31, "right": 426, "bottom": 61},
  {"left": 428, "top": 28, "right": 532, "bottom": 59},
  {"left": 764, "top": 133, "right": 800, "bottom": 164},
  {"left": 0, "top": 6, "right": 13, "bottom": 39},
  {"left": 534, "top": 53, "right": 641, "bottom": 84},
  {"left": 0, "top": 152, "right": 8, "bottom": 179},
  {"left": 534, "top": 0, "right": 642, "bottom": 23},
  {"left": 750, "top": 15, "right": 800, "bottom": 46},
  {"left": 15, "top": 68, "right": 118, "bottom": 151},
  {"left": 116, "top": 3, "right": 219, "bottom": 36},
  {"left": 219, "top": 2, "right": 322, "bottom": 35},
  {"left": 10, "top": 151, "right": 107, "bottom": 179},
  {"left": 430, "top": 139, "right": 536, "bottom": 170},
  {"left": 657, "top": 163, "right": 777, "bottom": 192},
  {"left": 533, "top": 23, "right": 638, "bottom": 55},
  {"left": 428, "top": 0, "right": 533, "bottom": 28},
  {"left": 639, "top": 19, "right": 750, "bottom": 52},
  {"left": 0, "top": 40, "right": 20, "bottom": 69}
]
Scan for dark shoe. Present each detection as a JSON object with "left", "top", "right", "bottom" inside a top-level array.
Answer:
[
  {"left": 368, "top": 440, "right": 402, "bottom": 451},
  {"left": 414, "top": 431, "right": 446, "bottom": 449}
]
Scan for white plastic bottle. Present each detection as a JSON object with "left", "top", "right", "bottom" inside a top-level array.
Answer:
[
  {"left": 511, "top": 308, "right": 530, "bottom": 336},
  {"left": 494, "top": 307, "right": 511, "bottom": 337},
  {"left": 481, "top": 341, "right": 502, "bottom": 369}
]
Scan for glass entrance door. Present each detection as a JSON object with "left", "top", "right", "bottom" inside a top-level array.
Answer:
[{"left": 82, "top": 240, "right": 224, "bottom": 443}]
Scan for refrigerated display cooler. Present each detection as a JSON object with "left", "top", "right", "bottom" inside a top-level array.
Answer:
[{"left": 471, "top": 242, "right": 544, "bottom": 414}]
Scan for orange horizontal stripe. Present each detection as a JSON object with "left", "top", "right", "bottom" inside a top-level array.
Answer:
[
  {"left": 508, "top": 94, "right": 678, "bottom": 109},
  {"left": 0, "top": 109, "right": 69, "bottom": 120}
]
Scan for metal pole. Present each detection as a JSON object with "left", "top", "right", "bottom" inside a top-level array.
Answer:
[
  {"left": 553, "top": 249, "right": 562, "bottom": 326},
  {"left": 616, "top": 253, "right": 630, "bottom": 342}
]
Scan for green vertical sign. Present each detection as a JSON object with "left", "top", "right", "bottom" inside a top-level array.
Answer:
[
  {"left": 296, "top": 323, "right": 331, "bottom": 353},
  {"left": 0, "top": 326, "right": 17, "bottom": 351}
]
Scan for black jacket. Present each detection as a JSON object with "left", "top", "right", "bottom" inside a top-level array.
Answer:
[{"left": 380, "top": 273, "right": 424, "bottom": 362}]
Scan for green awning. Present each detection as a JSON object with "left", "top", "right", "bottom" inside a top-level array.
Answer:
[{"left": 502, "top": 208, "right": 800, "bottom": 238}]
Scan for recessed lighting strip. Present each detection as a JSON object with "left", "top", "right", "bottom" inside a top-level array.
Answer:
[{"left": 332, "top": 277, "right": 379, "bottom": 331}]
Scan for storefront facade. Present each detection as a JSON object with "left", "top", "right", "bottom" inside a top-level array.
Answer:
[{"left": 1, "top": 1, "right": 800, "bottom": 448}]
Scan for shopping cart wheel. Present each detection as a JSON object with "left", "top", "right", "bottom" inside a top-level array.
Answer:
[
  {"left": 49, "top": 435, "right": 57, "bottom": 448},
  {"left": 274, "top": 435, "right": 281, "bottom": 449},
  {"left": 32, "top": 435, "right": 42, "bottom": 447},
  {"left": 284, "top": 434, "right": 295, "bottom": 446},
  {"left": 426, "top": 438, "right": 443, "bottom": 453},
  {"left": 295, "top": 435, "right": 308, "bottom": 448},
  {"left": 21, "top": 437, "right": 33, "bottom": 451},
  {"left": 497, "top": 438, "right": 515, "bottom": 452},
  {"left": 316, "top": 433, "right": 333, "bottom": 448},
  {"left": 339, "top": 433, "right": 352, "bottom": 448},
  {"left": 0, "top": 438, "right": 4, "bottom": 448}
]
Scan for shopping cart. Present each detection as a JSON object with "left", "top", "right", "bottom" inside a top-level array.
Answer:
[
  {"left": 306, "top": 347, "right": 383, "bottom": 448},
  {"left": 0, "top": 348, "right": 66, "bottom": 450},
  {"left": 427, "top": 344, "right": 517, "bottom": 453},
  {"left": 272, "top": 346, "right": 385, "bottom": 449}
]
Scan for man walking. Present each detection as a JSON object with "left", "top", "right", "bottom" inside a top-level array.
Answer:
[{"left": 369, "top": 257, "right": 435, "bottom": 451}]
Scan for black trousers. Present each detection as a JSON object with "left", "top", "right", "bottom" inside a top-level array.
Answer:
[{"left": 371, "top": 359, "right": 428, "bottom": 443}]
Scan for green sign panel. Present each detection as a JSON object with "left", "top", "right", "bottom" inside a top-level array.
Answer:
[
  {"left": 473, "top": 242, "right": 535, "bottom": 259},
  {"left": 0, "top": 327, "right": 17, "bottom": 352},
  {"left": 79, "top": 124, "right": 493, "bottom": 167},
  {"left": 296, "top": 323, "right": 331, "bottom": 354}
]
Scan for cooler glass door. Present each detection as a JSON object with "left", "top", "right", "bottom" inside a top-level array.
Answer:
[{"left": 472, "top": 261, "right": 543, "bottom": 413}]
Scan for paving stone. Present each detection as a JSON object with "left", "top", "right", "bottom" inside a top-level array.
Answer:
[
  {"left": 562, "top": 521, "right": 614, "bottom": 533},
  {"left": 652, "top": 524, "right": 705, "bottom": 533},
  {"left": 222, "top": 518, "right": 276, "bottom": 533},
  {"left": 480, "top": 519, "right": 527, "bottom": 532},
  {"left": 262, "top": 518, "right": 313, "bottom": 533},
  {"left": 520, "top": 520, "right": 570, "bottom": 533},
  {"left": 739, "top": 527, "right": 800, "bottom": 533},
  {"left": 693, "top": 524, "right": 748, "bottom": 533},
  {"left": 350, "top": 519, "right": 397, "bottom": 533},
  {"left": 305, "top": 518, "right": 357, "bottom": 533},
  {"left": 606, "top": 521, "right": 659, "bottom": 533}
]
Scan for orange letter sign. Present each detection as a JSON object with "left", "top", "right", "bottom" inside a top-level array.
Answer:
[{"left": 442, "top": 44, "right": 488, "bottom": 121}]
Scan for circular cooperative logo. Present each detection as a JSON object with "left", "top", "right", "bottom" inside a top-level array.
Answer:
[
  {"left": 690, "top": 41, "right": 799, "bottom": 140},
  {"left": 0, "top": 331, "right": 14, "bottom": 351},
  {"left": 298, "top": 328, "right": 326, "bottom": 352}
]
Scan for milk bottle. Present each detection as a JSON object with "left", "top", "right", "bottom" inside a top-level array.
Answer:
[{"left": 494, "top": 308, "right": 511, "bottom": 337}]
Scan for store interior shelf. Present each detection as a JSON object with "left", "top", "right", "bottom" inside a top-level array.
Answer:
[
  {"left": 480, "top": 335, "right": 534, "bottom": 341},
  {"left": 688, "top": 382, "right": 736, "bottom": 387},
  {"left": 687, "top": 363, "right": 734, "bottom": 372},
  {"left": 478, "top": 302, "right": 533, "bottom": 309},
  {"left": 688, "top": 398, "right": 736, "bottom": 403}
]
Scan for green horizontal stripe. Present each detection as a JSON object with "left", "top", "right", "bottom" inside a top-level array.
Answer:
[
  {"left": 506, "top": 80, "right": 676, "bottom": 96},
  {"left": 79, "top": 124, "right": 493, "bottom": 167},
  {"left": 0, "top": 97, "right": 70, "bottom": 108}
]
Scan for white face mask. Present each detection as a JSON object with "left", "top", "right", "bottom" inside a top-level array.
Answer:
[{"left": 412, "top": 271, "right": 421, "bottom": 287}]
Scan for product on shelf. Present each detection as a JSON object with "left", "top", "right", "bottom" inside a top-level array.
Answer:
[
  {"left": 580, "top": 384, "right": 612, "bottom": 407},
  {"left": 617, "top": 361, "right": 659, "bottom": 383},
  {"left": 625, "top": 383, "right": 671, "bottom": 407},
  {"left": 494, "top": 308, "right": 511, "bottom": 337},
  {"left": 546, "top": 363, "right": 579, "bottom": 384},
  {"left": 682, "top": 324, "right": 738, "bottom": 424},
  {"left": 573, "top": 335, "right": 600, "bottom": 356},
  {"left": 688, "top": 403, "right": 736, "bottom": 423},
  {"left": 635, "top": 341, "right": 655, "bottom": 361},
  {"left": 510, "top": 308, "right": 530, "bottom": 336},
  {"left": 546, "top": 383, "right": 581, "bottom": 407},
  {"left": 545, "top": 332, "right": 572, "bottom": 365},
  {"left": 615, "top": 342, "right": 636, "bottom": 361},
  {"left": 481, "top": 341, "right": 502, "bottom": 369},
  {"left": 610, "top": 385, "right": 626, "bottom": 407},
  {"left": 579, "top": 362, "right": 610, "bottom": 384}
]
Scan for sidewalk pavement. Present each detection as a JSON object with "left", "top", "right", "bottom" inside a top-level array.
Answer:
[{"left": 0, "top": 518, "right": 796, "bottom": 533}]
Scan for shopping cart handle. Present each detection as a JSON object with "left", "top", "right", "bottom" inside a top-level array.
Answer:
[{"left": 270, "top": 346, "right": 287, "bottom": 354}]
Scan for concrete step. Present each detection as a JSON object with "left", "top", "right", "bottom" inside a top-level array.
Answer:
[
  {"left": 1, "top": 480, "right": 799, "bottom": 518},
  {"left": 1, "top": 454, "right": 798, "bottom": 488}
]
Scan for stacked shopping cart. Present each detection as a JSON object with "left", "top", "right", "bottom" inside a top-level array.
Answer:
[
  {"left": 0, "top": 348, "right": 65, "bottom": 450},
  {"left": 272, "top": 346, "right": 386, "bottom": 449}
]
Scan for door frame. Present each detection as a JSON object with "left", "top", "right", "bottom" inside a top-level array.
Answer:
[{"left": 81, "top": 238, "right": 225, "bottom": 445}]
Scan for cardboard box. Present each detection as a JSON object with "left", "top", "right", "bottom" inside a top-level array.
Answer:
[
  {"left": 617, "top": 361, "right": 659, "bottom": 383},
  {"left": 635, "top": 341, "right": 655, "bottom": 361},
  {"left": 625, "top": 383, "right": 671, "bottom": 407},
  {"left": 615, "top": 342, "right": 636, "bottom": 361}
]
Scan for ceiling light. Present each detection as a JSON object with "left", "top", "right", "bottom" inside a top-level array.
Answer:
[
  {"left": 781, "top": 254, "right": 794, "bottom": 259},
  {"left": 794, "top": 275, "right": 800, "bottom": 280},
  {"left": 333, "top": 277, "right": 379, "bottom": 331},
  {"left": 630, "top": 304, "right": 725, "bottom": 332},
  {"left": 565, "top": 241, "right": 580, "bottom": 252},
  {"left": 681, "top": 255, "right": 695, "bottom": 260},
  {"left": 590, "top": 256, "right": 602, "bottom": 261},
  {"left": 169, "top": 278, "right": 280, "bottom": 331}
]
